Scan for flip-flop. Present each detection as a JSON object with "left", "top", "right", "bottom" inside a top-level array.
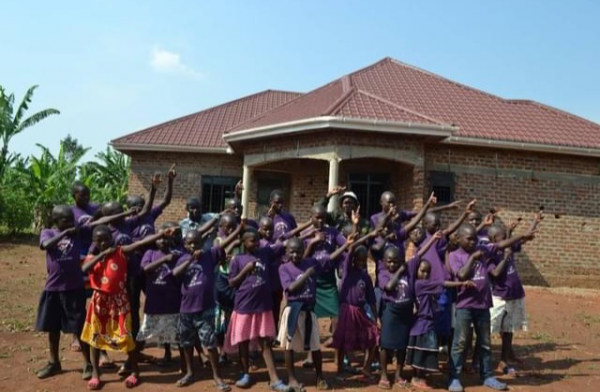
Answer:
[
  {"left": 378, "top": 379, "right": 392, "bottom": 390},
  {"left": 71, "top": 340, "right": 82, "bottom": 352},
  {"left": 214, "top": 381, "right": 231, "bottom": 391},
  {"left": 394, "top": 378, "right": 409, "bottom": 388},
  {"left": 503, "top": 366, "right": 518, "bottom": 377},
  {"left": 124, "top": 374, "right": 139, "bottom": 388},
  {"left": 87, "top": 377, "right": 101, "bottom": 390},
  {"left": 176, "top": 374, "right": 194, "bottom": 387},
  {"left": 411, "top": 379, "right": 432, "bottom": 390}
]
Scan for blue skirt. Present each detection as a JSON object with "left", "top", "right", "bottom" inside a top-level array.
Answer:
[{"left": 380, "top": 301, "right": 413, "bottom": 350}]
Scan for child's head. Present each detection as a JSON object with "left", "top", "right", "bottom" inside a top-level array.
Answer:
[
  {"left": 285, "top": 237, "right": 304, "bottom": 264},
  {"left": 52, "top": 205, "right": 75, "bottom": 231},
  {"left": 383, "top": 246, "right": 404, "bottom": 273},
  {"left": 185, "top": 197, "right": 203, "bottom": 221},
  {"left": 340, "top": 192, "right": 359, "bottom": 216},
  {"left": 269, "top": 189, "right": 285, "bottom": 214},
  {"left": 379, "top": 191, "right": 396, "bottom": 213},
  {"left": 71, "top": 182, "right": 91, "bottom": 208},
  {"left": 352, "top": 245, "right": 369, "bottom": 270},
  {"left": 157, "top": 222, "right": 178, "bottom": 250},
  {"left": 448, "top": 231, "right": 460, "bottom": 251},
  {"left": 101, "top": 201, "right": 123, "bottom": 217},
  {"left": 423, "top": 212, "right": 441, "bottom": 234},
  {"left": 183, "top": 229, "right": 204, "bottom": 253},
  {"left": 226, "top": 198, "right": 243, "bottom": 218},
  {"left": 241, "top": 229, "right": 260, "bottom": 253},
  {"left": 258, "top": 216, "right": 274, "bottom": 240},
  {"left": 310, "top": 204, "right": 327, "bottom": 230},
  {"left": 219, "top": 213, "right": 237, "bottom": 235},
  {"left": 487, "top": 223, "right": 507, "bottom": 243},
  {"left": 125, "top": 195, "right": 145, "bottom": 211},
  {"left": 92, "top": 225, "right": 113, "bottom": 251},
  {"left": 409, "top": 226, "right": 426, "bottom": 245},
  {"left": 417, "top": 259, "right": 432, "bottom": 280},
  {"left": 457, "top": 224, "right": 478, "bottom": 252},
  {"left": 467, "top": 210, "right": 483, "bottom": 228}
]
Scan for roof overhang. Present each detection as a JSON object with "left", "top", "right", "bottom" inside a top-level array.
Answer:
[
  {"left": 223, "top": 116, "right": 457, "bottom": 144},
  {"left": 110, "top": 142, "right": 231, "bottom": 154},
  {"left": 444, "top": 136, "right": 600, "bottom": 158}
]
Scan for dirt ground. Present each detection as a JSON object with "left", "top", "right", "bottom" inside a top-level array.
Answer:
[{"left": 1, "top": 240, "right": 599, "bottom": 392}]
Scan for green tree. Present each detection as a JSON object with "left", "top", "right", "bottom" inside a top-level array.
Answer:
[
  {"left": 80, "top": 147, "right": 130, "bottom": 205},
  {"left": 0, "top": 85, "right": 60, "bottom": 179}
]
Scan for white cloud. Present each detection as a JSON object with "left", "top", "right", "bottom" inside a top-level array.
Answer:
[{"left": 150, "top": 47, "right": 203, "bottom": 80}]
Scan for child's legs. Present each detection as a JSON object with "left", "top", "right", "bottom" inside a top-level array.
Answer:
[
  {"left": 379, "top": 349, "right": 390, "bottom": 382},
  {"left": 472, "top": 309, "right": 493, "bottom": 380},
  {"left": 450, "top": 308, "right": 473, "bottom": 380},
  {"left": 127, "top": 349, "right": 139, "bottom": 376},
  {"left": 48, "top": 332, "right": 61, "bottom": 364},
  {"left": 90, "top": 347, "right": 101, "bottom": 378},
  {"left": 182, "top": 347, "right": 194, "bottom": 376},
  {"left": 501, "top": 332, "right": 512, "bottom": 363},
  {"left": 362, "top": 346, "right": 376, "bottom": 374},
  {"left": 336, "top": 349, "right": 345, "bottom": 374},
  {"left": 259, "top": 338, "right": 281, "bottom": 383},
  {"left": 238, "top": 341, "right": 250, "bottom": 374},
  {"left": 395, "top": 349, "right": 407, "bottom": 380},
  {"left": 205, "top": 347, "right": 225, "bottom": 383},
  {"left": 126, "top": 275, "right": 144, "bottom": 338},
  {"left": 312, "top": 349, "right": 324, "bottom": 380},
  {"left": 284, "top": 350, "right": 299, "bottom": 385}
]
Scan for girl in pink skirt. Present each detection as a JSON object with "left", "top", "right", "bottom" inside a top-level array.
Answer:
[
  {"left": 225, "top": 229, "right": 290, "bottom": 391},
  {"left": 330, "top": 230, "right": 381, "bottom": 383}
]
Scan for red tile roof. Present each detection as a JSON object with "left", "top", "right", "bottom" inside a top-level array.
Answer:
[
  {"left": 114, "top": 58, "right": 600, "bottom": 151},
  {"left": 111, "top": 90, "right": 302, "bottom": 149}
]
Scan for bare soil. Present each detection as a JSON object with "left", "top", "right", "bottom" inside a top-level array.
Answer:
[{"left": 1, "top": 241, "right": 599, "bottom": 391}]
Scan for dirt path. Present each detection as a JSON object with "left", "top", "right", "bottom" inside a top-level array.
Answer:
[{"left": 1, "top": 242, "right": 599, "bottom": 391}]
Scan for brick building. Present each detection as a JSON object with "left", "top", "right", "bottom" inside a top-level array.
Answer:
[{"left": 112, "top": 58, "right": 600, "bottom": 288}]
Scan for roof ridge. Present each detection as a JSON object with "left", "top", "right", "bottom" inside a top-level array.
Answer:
[
  {"left": 112, "top": 89, "right": 302, "bottom": 143},
  {"left": 227, "top": 80, "right": 342, "bottom": 133},
  {"left": 323, "top": 87, "right": 357, "bottom": 116},
  {"left": 508, "top": 99, "right": 600, "bottom": 128},
  {"left": 355, "top": 89, "right": 450, "bottom": 125},
  {"left": 385, "top": 58, "right": 508, "bottom": 104}
]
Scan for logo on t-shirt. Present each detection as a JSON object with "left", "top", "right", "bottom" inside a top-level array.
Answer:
[
  {"left": 357, "top": 279, "right": 366, "bottom": 302},
  {"left": 78, "top": 214, "right": 92, "bottom": 225},
  {"left": 56, "top": 237, "right": 74, "bottom": 260},
  {"left": 251, "top": 260, "right": 267, "bottom": 288},
  {"left": 153, "top": 265, "right": 170, "bottom": 286},
  {"left": 186, "top": 263, "right": 204, "bottom": 287},
  {"left": 136, "top": 224, "right": 153, "bottom": 239},
  {"left": 114, "top": 232, "right": 132, "bottom": 246},
  {"left": 295, "top": 274, "right": 313, "bottom": 299}
]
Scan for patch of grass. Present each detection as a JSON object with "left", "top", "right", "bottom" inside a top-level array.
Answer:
[
  {"left": 578, "top": 312, "right": 600, "bottom": 327},
  {"left": 530, "top": 332, "right": 553, "bottom": 342},
  {"left": 0, "top": 352, "right": 12, "bottom": 359},
  {"left": 1, "top": 318, "right": 32, "bottom": 332}
]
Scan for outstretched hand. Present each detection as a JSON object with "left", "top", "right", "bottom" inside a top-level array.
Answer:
[
  {"left": 466, "top": 199, "right": 478, "bottom": 213},
  {"left": 168, "top": 164, "right": 177, "bottom": 181},
  {"left": 327, "top": 185, "right": 346, "bottom": 197},
  {"left": 427, "top": 191, "right": 437, "bottom": 206},
  {"left": 152, "top": 172, "right": 162, "bottom": 188},
  {"left": 463, "top": 280, "right": 476, "bottom": 289},
  {"left": 351, "top": 206, "right": 361, "bottom": 226}
]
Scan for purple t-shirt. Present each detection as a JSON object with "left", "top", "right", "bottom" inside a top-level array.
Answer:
[
  {"left": 177, "top": 247, "right": 224, "bottom": 314},
  {"left": 279, "top": 257, "right": 330, "bottom": 305},
  {"left": 71, "top": 203, "right": 100, "bottom": 252},
  {"left": 449, "top": 244, "right": 497, "bottom": 309},
  {"left": 418, "top": 232, "right": 451, "bottom": 282},
  {"left": 378, "top": 255, "right": 419, "bottom": 306},
  {"left": 259, "top": 238, "right": 285, "bottom": 292},
  {"left": 272, "top": 211, "right": 297, "bottom": 240},
  {"left": 410, "top": 278, "right": 443, "bottom": 336},
  {"left": 490, "top": 243, "right": 525, "bottom": 300},
  {"left": 131, "top": 206, "right": 164, "bottom": 242},
  {"left": 303, "top": 226, "right": 346, "bottom": 287},
  {"left": 339, "top": 253, "right": 376, "bottom": 307},
  {"left": 141, "top": 248, "right": 182, "bottom": 314},
  {"left": 40, "top": 229, "right": 85, "bottom": 291},
  {"left": 229, "top": 247, "right": 275, "bottom": 314},
  {"left": 369, "top": 210, "right": 417, "bottom": 230}
]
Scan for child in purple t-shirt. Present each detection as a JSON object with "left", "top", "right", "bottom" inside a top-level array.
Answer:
[
  {"left": 378, "top": 230, "right": 443, "bottom": 389},
  {"left": 406, "top": 259, "right": 474, "bottom": 390},
  {"left": 225, "top": 229, "right": 290, "bottom": 391},
  {"left": 447, "top": 223, "right": 536, "bottom": 392},
  {"left": 278, "top": 236, "right": 351, "bottom": 391},
  {"left": 265, "top": 189, "right": 298, "bottom": 240},
  {"left": 488, "top": 215, "right": 540, "bottom": 376},
  {"left": 172, "top": 223, "right": 240, "bottom": 390}
]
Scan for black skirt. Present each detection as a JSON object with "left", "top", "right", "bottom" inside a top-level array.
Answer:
[
  {"left": 35, "top": 289, "right": 86, "bottom": 334},
  {"left": 406, "top": 331, "right": 439, "bottom": 372},
  {"left": 380, "top": 301, "right": 413, "bottom": 350}
]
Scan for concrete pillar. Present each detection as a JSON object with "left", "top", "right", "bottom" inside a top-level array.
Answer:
[
  {"left": 241, "top": 164, "right": 251, "bottom": 219},
  {"left": 327, "top": 157, "right": 340, "bottom": 212}
]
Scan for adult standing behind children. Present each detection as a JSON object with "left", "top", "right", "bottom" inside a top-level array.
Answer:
[
  {"left": 314, "top": 186, "right": 370, "bottom": 236},
  {"left": 180, "top": 196, "right": 219, "bottom": 252},
  {"left": 265, "top": 189, "right": 297, "bottom": 240}
]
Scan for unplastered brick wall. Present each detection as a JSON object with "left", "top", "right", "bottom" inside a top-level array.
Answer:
[
  {"left": 425, "top": 144, "right": 600, "bottom": 288},
  {"left": 126, "top": 151, "right": 243, "bottom": 226}
]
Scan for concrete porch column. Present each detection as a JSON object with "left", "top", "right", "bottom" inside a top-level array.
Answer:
[
  {"left": 327, "top": 157, "right": 341, "bottom": 213},
  {"left": 241, "top": 164, "right": 252, "bottom": 219}
]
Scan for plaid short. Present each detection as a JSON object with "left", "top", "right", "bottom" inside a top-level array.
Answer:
[{"left": 178, "top": 308, "right": 217, "bottom": 349}]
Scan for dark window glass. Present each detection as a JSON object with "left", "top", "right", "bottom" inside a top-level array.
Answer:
[
  {"left": 201, "top": 176, "right": 240, "bottom": 213},
  {"left": 347, "top": 173, "right": 390, "bottom": 218},
  {"left": 429, "top": 171, "right": 455, "bottom": 204}
]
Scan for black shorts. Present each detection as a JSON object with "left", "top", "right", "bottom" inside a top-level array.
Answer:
[{"left": 35, "top": 289, "right": 87, "bottom": 334}]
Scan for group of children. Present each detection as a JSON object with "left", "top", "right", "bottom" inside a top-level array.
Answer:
[{"left": 35, "top": 165, "right": 541, "bottom": 392}]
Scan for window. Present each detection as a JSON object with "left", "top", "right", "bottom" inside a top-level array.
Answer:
[
  {"left": 255, "top": 171, "right": 289, "bottom": 217},
  {"left": 201, "top": 176, "right": 240, "bottom": 213},
  {"left": 347, "top": 173, "right": 390, "bottom": 218},
  {"left": 429, "top": 171, "right": 455, "bottom": 204}
]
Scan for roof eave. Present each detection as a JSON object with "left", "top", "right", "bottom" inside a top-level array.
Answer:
[
  {"left": 223, "top": 116, "right": 457, "bottom": 144},
  {"left": 444, "top": 136, "right": 600, "bottom": 158},
  {"left": 110, "top": 142, "right": 231, "bottom": 154}
]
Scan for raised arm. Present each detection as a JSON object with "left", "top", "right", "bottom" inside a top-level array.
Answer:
[
  {"left": 404, "top": 192, "right": 437, "bottom": 233},
  {"left": 443, "top": 199, "right": 477, "bottom": 236},
  {"left": 476, "top": 213, "right": 495, "bottom": 233},
  {"left": 283, "top": 219, "right": 313, "bottom": 240},
  {"left": 495, "top": 214, "right": 540, "bottom": 250},
  {"left": 489, "top": 249, "right": 512, "bottom": 279},
  {"left": 143, "top": 253, "right": 176, "bottom": 274},
  {"left": 40, "top": 227, "right": 76, "bottom": 250},
  {"left": 81, "top": 246, "right": 115, "bottom": 273},
  {"left": 90, "top": 208, "right": 135, "bottom": 227},
  {"left": 303, "top": 231, "right": 325, "bottom": 259},
  {"left": 415, "top": 230, "right": 443, "bottom": 258},
  {"left": 216, "top": 221, "right": 243, "bottom": 250},
  {"left": 428, "top": 199, "right": 463, "bottom": 214},
  {"left": 172, "top": 250, "right": 201, "bottom": 277},
  {"left": 286, "top": 266, "right": 316, "bottom": 294},
  {"left": 156, "top": 164, "right": 176, "bottom": 210},
  {"left": 228, "top": 260, "right": 256, "bottom": 288},
  {"left": 383, "top": 263, "right": 408, "bottom": 292},
  {"left": 457, "top": 250, "right": 482, "bottom": 281},
  {"left": 136, "top": 173, "right": 160, "bottom": 220},
  {"left": 121, "top": 228, "right": 174, "bottom": 254}
]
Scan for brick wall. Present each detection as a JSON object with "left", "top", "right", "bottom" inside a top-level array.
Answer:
[{"left": 123, "top": 133, "right": 600, "bottom": 288}]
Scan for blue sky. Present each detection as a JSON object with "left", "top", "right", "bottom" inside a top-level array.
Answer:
[{"left": 2, "top": 0, "right": 599, "bottom": 161}]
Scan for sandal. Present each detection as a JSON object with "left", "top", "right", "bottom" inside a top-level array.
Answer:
[
  {"left": 394, "top": 378, "right": 409, "bottom": 388},
  {"left": 378, "top": 379, "right": 392, "bottom": 390},
  {"left": 36, "top": 362, "right": 62, "bottom": 379},
  {"left": 124, "top": 374, "right": 139, "bottom": 388},
  {"left": 412, "top": 379, "right": 432, "bottom": 390},
  {"left": 87, "top": 377, "right": 101, "bottom": 390},
  {"left": 502, "top": 366, "right": 518, "bottom": 378},
  {"left": 235, "top": 373, "right": 252, "bottom": 389},
  {"left": 71, "top": 339, "right": 82, "bottom": 352},
  {"left": 176, "top": 374, "right": 194, "bottom": 387},
  {"left": 214, "top": 381, "right": 231, "bottom": 391},
  {"left": 269, "top": 380, "right": 291, "bottom": 392},
  {"left": 316, "top": 378, "right": 330, "bottom": 390}
]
